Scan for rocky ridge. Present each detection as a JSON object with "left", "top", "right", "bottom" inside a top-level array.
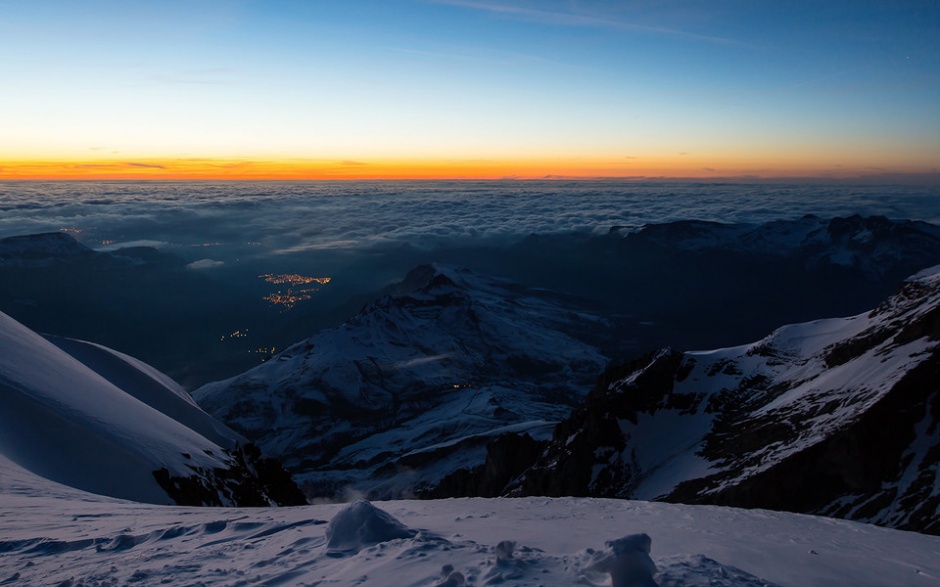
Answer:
[{"left": 433, "top": 266, "right": 940, "bottom": 535}]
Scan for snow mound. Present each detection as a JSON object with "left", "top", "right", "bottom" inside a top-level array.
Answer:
[
  {"left": 434, "top": 565, "right": 466, "bottom": 587},
  {"left": 325, "top": 500, "right": 417, "bottom": 554},
  {"left": 583, "top": 534, "right": 658, "bottom": 587},
  {"left": 655, "top": 555, "right": 781, "bottom": 586},
  {"left": 576, "top": 537, "right": 779, "bottom": 587}
]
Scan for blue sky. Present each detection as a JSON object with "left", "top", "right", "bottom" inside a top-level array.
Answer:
[{"left": 1, "top": 0, "right": 938, "bottom": 179}]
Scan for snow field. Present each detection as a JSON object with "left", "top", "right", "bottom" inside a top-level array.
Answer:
[{"left": 3, "top": 455, "right": 940, "bottom": 587}]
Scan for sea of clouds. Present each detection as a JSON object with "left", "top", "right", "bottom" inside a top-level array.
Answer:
[{"left": 1, "top": 181, "right": 938, "bottom": 263}]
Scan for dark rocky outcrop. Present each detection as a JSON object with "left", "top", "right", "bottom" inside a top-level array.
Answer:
[
  {"left": 154, "top": 443, "right": 307, "bottom": 507},
  {"left": 420, "top": 433, "right": 546, "bottom": 499},
  {"left": 506, "top": 349, "right": 687, "bottom": 499}
]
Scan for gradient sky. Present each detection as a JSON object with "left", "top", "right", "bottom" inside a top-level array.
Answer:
[{"left": 1, "top": 0, "right": 938, "bottom": 180}]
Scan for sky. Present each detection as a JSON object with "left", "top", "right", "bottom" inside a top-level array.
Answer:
[{"left": 1, "top": 0, "right": 938, "bottom": 180}]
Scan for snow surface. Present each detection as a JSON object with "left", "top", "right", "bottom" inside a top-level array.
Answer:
[
  {"left": 0, "top": 310, "right": 243, "bottom": 504},
  {"left": 616, "top": 410, "right": 714, "bottom": 501},
  {"left": 45, "top": 335, "right": 241, "bottom": 448},
  {"left": 2, "top": 455, "right": 940, "bottom": 587}
]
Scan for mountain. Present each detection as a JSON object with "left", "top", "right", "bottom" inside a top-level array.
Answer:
[
  {"left": 497, "top": 214, "right": 940, "bottom": 352},
  {"left": 0, "top": 309, "right": 304, "bottom": 507},
  {"left": 194, "top": 263, "right": 613, "bottom": 498},
  {"left": 0, "top": 232, "right": 99, "bottom": 266},
  {"left": 612, "top": 214, "right": 940, "bottom": 280},
  {"left": 0, "top": 231, "right": 162, "bottom": 269},
  {"left": 444, "top": 265, "right": 940, "bottom": 535}
]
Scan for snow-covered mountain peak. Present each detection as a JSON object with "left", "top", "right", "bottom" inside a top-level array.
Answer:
[
  {"left": 383, "top": 263, "right": 469, "bottom": 295},
  {"left": 195, "top": 264, "right": 613, "bottom": 499}
]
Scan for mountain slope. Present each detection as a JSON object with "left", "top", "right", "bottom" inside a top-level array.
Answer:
[
  {"left": 194, "top": 263, "right": 612, "bottom": 498},
  {"left": 0, "top": 310, "right": 304, "bottom": 506},
  {"left": 444, "top": 266, "right": 940, "bottom": 534}
]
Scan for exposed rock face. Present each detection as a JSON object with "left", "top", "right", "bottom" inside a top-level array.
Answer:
[
  {"left": 194, "top": 264, "right": 612, "bottom": 499},
  {"left": 154, "top": 443, "right": 307, "bottom": 507},
  {"left": 439, "top": 266, "right": 940, "bottom": 535},
  {"left": 419, "top": 433, "right": 546, "bottom": 499}
]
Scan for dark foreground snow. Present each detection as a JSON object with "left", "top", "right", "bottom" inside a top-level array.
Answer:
[{"left": 2, "top": 454, "right": 940, "bottom": 587}]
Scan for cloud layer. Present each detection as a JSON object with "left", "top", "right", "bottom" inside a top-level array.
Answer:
[{"left": 1, "top": 181, "right": 938, "bottom": 265}]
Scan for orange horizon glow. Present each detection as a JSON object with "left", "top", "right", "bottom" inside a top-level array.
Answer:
[
  {"left": 2, "top": 157, "right": 936, "bottom": 182},
  {"left": 4, "top": 4, "right": 938, "bottom": 189}
]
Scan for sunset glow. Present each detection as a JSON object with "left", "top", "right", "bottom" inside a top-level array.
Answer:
[
  {"left": 2, "top": 1, "right": 938, "bottom": 182},
  {"left": 3, "top": 156, "right": 934, "bottom": 182}
]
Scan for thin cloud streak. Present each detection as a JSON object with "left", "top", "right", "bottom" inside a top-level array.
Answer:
[
  {"left": 126, "top": 162, "right": 167, "bottom": 169},
  {"left": 428, "top": 0, "right": 743, "bottom": 45}
]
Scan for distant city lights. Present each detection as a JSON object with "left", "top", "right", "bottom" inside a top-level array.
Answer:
[{"left": 259, "top": 273, "right": 331, "bottom": 310}]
